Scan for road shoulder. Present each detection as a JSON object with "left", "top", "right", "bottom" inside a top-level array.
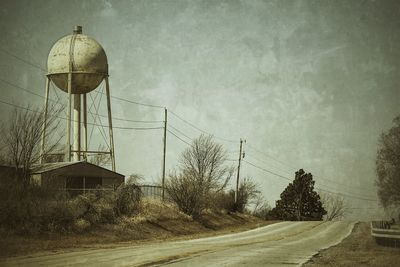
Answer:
[{"left": 303, "top": 222, "right": 400, "bottom": 267}]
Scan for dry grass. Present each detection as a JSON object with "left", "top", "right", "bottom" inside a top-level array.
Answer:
[
  {"left": 0, "top": 198, "right": 273, "bottom": 258},
  {"left": 304, "top": 222, "right": 400, "bottom": 267}
]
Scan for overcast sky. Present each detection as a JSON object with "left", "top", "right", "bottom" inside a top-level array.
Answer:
[{"left": 1, "top": 0, "right": 399, "bottom": 219}]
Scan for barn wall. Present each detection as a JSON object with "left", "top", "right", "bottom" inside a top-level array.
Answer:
[
  {"left": 102, "top": 177, "right": 124, "bottom": 188},
  {"left": 42, "top": 173, "right": 66, "bottom": 189}
]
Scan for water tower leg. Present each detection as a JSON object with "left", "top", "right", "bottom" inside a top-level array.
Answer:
[
  {"left": 105, "top": 77, "right": 116, "bottom": 171},
  {"left": 73, "top": 94, "right": 81, "bottom": 161},
  {"left": 83, "top": 93, "right": 87, "bottom": 161},
  {"left": 40, "top": 77, "right": 50, "bottom": 164},
  {"left": 66, "top": 72, "right": 72, "bottom": 162}
]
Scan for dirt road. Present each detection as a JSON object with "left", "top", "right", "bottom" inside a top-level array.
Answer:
[{"left": 1, "top": 221, "right": 355, "bottom": 266}]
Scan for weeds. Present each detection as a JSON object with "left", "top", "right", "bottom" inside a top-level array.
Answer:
[{"left": 0, "top": 181, "right": 142, "bottom": 234}]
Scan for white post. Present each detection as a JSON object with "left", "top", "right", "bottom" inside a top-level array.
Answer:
[
  {"left": 105, "top": 77, "right": 116, "bottom": 171},
  {"left": 66, "top": 72, "right": 72, "bottom": 161},
  {"left": 83, "top": 93, "right": 87, "bottom": 160},
  {"left": 73, "top": 94, "right": 81, "bottom": 161}
]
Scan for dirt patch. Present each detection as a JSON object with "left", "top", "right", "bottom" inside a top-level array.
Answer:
[
  {"left": 304, "top": 222, "right": 400, "bottom": 267},
  {"left": 0, "top": 199, "right": 275, "bottom": 259}
]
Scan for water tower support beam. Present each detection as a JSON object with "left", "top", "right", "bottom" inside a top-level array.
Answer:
[
  {"left": 105, "top": 77, "right": 116, "bottom": 171},
  {"left": 73, "top": 94, "right": 81, "bottom": 161},
  {"left": 40, "top": 76, "right": 50, "bottom": 164},
  {"left": 83, "top": 93, "right": 87, "bottom": 160},
  {"left": 66, "top": 72, "right": 72, "bottom": 162}
]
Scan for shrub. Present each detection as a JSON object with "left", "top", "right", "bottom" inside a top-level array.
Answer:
[
  {"left": 165, "top": 173, "right": 204, "bottom": 217},
  {"left": 0, "top": 182, "right": 55, "bottom": 232},
  {"left": 212, "top": 190, "right": 236, "bottom": 213},
  {"left": 115, "top": 183, "right": 142, "bottom": 216},
  {"left": 253, "top": 202, "right": 272, "bottom": 220},
  {"left": 0, "top": 180, "right": 142, "bottom": 233},
  {"left": 165, "top": 135, "right": 234, "bottom": 217},
  {"left": 44, "top": 198, "right": 77, "bottom": 230},
  {"left": 73, "top": 219, "right": 91, "bottom": 233}
]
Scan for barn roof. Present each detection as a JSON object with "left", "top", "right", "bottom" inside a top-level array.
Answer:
[{"left": 31, "top": 161, "right": 124, "bottom": 178}]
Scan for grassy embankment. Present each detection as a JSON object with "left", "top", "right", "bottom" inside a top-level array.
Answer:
[{"left": 0, "top": 198, "right": 274, "bottom": 258}]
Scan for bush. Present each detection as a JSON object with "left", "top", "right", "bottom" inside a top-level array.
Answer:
[
  {"left": 211, "top": 178, "right": 261, "bottom": 214},
  {"left": 0, "top": 181, "right": 142, "bottom": 233},
  {"left": 115, "top": 183, "right": 142, "bottom": 216},
  {"left": 165, "top": 173, "right": 204, "bottom": 217},
  {"left": 0, "top": 182, "right": 57, "bottom": 232},
  {"left": 165, "top": 135, "right": 234, "bottom": 217},
  {"left": 253, "top": 202, "right": 272, "bottom": 220},
  {"left": 73, "top": 218, "right": 91, "bottom": 233},
  {"left": 212, "top": 190, "right": 236, "bottom": 213},
  {"left": 44, "top": 198, "right": 77, "bottom": 230}
]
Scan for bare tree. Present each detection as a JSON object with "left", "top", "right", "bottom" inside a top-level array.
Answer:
[
  {"left": 376, "top": 115, "right": 400, "bottom": 209},
  {"left": 320, "top": 192, "right": 347, "bottom": 221},
  {"left": 236, "top": 176, "right": 261, "bottom": 212},
  {"left": 252, "top": 194, "right": 267, "bottom": 214},
  {"left": 0, "top": 105, "right": 63, "bottom": 183},
  {"left": 252, "top": 195, "right": 271, "bottom": 220},
  {"left": 166, "top": 135, "right": 234, "bottom": 217}
]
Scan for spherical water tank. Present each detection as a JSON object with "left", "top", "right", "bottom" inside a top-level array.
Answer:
[{"left": 47, "top": 26, "right": 108, "bottom": 94}]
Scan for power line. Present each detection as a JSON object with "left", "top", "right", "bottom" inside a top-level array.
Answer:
[
  {"left": 246, "top": 152, "right": 377, "bottom": 199},
  {"left": 168, "top": 124, "right": 194, "bottom": 141},
  {"left": 103, "top": 92, "right": 164, "bottom": 109},
  {"left": 243, "top": 159, "right": 378, "bottom": 202},
  {"left": 246, "top": 144, "right": 297, "bottom": 171},
  {"left": 169, "top": 110, "right": 236, "bottom": 143},
  {"left": 0, "top": 77, "right": 59, "bottom": 104},
  {"left": 244, "top": 159, "right": 377, "bottom": 200},
  {"left": 0, "top": 48, "right": 47, "bottom": 72},
  {"left": 246, "top": 143, "right": 376, "bottom": 195},
  {"left": 243, "top": 160, "right": 292, "bottom": 182},
  {"left": 246, "top": 153, "right": 294, "bottom": 176},
  {"left": 107, "top": 115, "right": 163, "bottom": 124},
  {"left": 0, "top": 77, "right": 163, "bottom": 124},
  {"left": 167, "top": 129, "right": 192, "bottom": 146},
  {"left": 247, "top": 151, "right": 378, "bottom": 198},
  {"left": 1, "top": 47, "right": 238, "bottom": 144},
  {"left": 0, "top": 99, "right": 164, "bottom": 131},
  {"left": 316, "top": 187, "right": 378, "bottom": 202},
  {"left": 1, "top": 46, "right": 165, "bottom": 109}
]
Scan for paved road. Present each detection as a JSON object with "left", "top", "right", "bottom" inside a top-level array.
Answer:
[{"left": 1, "top": 221, "right": 355, "bottom": 267}]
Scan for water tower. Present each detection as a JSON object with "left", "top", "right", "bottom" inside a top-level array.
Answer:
[{"left": 40, "top": 26, "right": 116, "bottom": 171}]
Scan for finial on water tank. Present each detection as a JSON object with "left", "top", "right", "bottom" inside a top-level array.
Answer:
[{"left": 73, "top": 26, "right": 82, "bottom": 34}]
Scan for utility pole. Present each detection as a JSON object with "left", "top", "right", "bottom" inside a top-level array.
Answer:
[
  {"left": 235, "top": 138, "right": 245, "bottom": 204},
  {"left": 162, "top": 108, "right": 167, "bottom": 201}
]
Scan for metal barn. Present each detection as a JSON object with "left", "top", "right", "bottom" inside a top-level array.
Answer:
[{"left": 31, "top": 161, "right": 124, "bottom": 194}]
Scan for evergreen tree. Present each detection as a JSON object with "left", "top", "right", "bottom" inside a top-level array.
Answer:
[
  {"left": 376, "top": 115, "right": 400, "bottom": 209},
  {"left": 270, "top": 169, "right": 326, "bottom": 221}
]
